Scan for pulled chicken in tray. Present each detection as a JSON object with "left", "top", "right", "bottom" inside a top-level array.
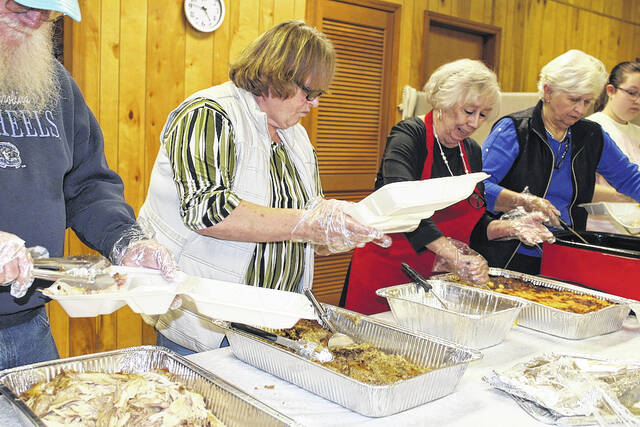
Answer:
[
  {"left": 276, "top": 319, "right": 431, "bottom": 385},
  {"left": 448, "top": 275, "right": 614, "bottom": 314},
  {"left": 20, "top": 370, "right": 224, "bottom": 426}
]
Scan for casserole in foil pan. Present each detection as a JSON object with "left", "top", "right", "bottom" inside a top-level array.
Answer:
[
  {"left": 432, "top": 268, "right": 633, "bottom": 339},
  {"left": 0, "top": 345, "right": 295, "bottom": 426},
  {"left": 376, "top": 280, "right": 527, "bottom": 349},
  {"left": 484, "top": 353, "right": 640, "bottom": 425},
  {"left": 225, "top": 304, "right": 482, "bottom": 417}
]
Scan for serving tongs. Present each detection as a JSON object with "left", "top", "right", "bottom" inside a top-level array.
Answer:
[
  {"left": 401, "top": 263, "right": 449, "bottom": 310},
  {"left": 304, "top": 289, "right": 356, "bottom": 348},
  {"left": 230, "top": 322, "right": 333, "bottom": 362},
  {"left": 32, "top": 253, "right": 117, "bottom": 291},
  {"left": 557, "top": 217, "right": 590, "bottom": 245}
]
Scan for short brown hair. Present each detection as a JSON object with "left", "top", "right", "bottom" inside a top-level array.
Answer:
[{"left": 229, "top": 20, "right": 335, "bottom": 99}]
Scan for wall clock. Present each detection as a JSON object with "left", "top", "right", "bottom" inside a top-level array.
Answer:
[{"left": 184, "top": 0, "right": 225, "bottom": 33}]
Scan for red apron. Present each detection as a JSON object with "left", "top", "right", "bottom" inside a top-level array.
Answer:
[{"left": 344, "top": 111, "right": 486, "bottom": 314}]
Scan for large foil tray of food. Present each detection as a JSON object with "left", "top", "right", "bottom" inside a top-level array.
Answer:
[
  {"left": 0, "top": 345, "right": 295, "bottom": 426},
  {"left": 225, "top": 304, "right": 482, "bottom": 417},
  {"left": 376, "top": 281, "right": 527, "bottom": 349},
  {"left": 432, "top": 268, "right": 633, "bottom": 339},
  {"left": 484, "top": 353, "right": 640, "bottom": 425}
]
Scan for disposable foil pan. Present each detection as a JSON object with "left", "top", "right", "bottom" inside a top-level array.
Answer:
[
  {"left": 432, "top": 268, "right": 634, "bottom": 339},
  {"left": 376, "top": 281, "right": 526, "bottom": 349},
  {"left": 225, "top": 305, "right": 482, "bottom": 417},
  {"left": 0, "top": 345, "right": 296, "bottom": 426}
]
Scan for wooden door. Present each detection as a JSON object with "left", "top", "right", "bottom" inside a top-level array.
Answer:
[
  {"left": 421, "top": 12, "right": 501, "bottom": 87},
  {"left": 305, "top": 0, "right": 399, "bottom": 304}
]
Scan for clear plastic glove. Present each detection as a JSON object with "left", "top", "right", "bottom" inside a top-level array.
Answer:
[
  {"left": 0, "top": 231, "right": 34, "bottom": 298},
  {"left": 432, "top": 238, "right": 489, "bottom": 287},
  {"left": 110, "top": 221, "right": 177, "bottom": 280},
  {"left": 291, "top": 197, "right": 392, "bottom": 254},
  {"left": 502, "top": 207, "right": 556, "bottom": 246},
  {"left": 518, "top": 186, "right": 561, "bottom": 228}
]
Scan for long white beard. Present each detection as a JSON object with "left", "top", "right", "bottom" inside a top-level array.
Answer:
[{"left": 0, "top": 18, "right": 59, "bottom": 111}]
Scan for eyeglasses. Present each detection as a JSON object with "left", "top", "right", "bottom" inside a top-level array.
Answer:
[
  {"left": 296, "top": 82, "right": 326, "bottom": 102},
  {"left": 614, "top": 86, "right": 640, "bottom": 101},
  {"left": 5, "top": 0, "right": 63, "bottom": 22},
  {"left": 467, "top": 187, "right": 487, "bottom": 209}
]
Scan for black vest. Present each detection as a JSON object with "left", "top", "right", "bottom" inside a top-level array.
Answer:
[{"left": 471, "top": 101, "right": 604, "bottom": 269}]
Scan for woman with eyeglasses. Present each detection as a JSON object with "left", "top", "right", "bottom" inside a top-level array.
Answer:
[
  {"left": 585, "top": 61, "right": 640, "bottom": 232},
  {"left": 342, "top": 59, "right": 552, "bottom": 315},
  {"left": 476, "top": 50, "right": 640, "bottom": 275},
  {"left": 140, "top": 20, "right": 390, "bottom": 354}
]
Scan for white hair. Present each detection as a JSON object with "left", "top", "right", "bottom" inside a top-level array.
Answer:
[
  {"left": 423, "top": 58, "right": 501, "bottom": 118},
  {"left": 537, "top": 49, "right": 607, "bottom": 99}
]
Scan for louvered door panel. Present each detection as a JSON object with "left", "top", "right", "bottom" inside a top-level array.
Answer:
[{"left": 307, "top": 0, "right": 397, "bottom": 304}]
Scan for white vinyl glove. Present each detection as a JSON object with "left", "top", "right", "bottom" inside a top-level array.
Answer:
[
  {"left": 291, "top": 197, "right": 391, "bottom": 253},
  {"left": 0, "top": 231, "right": 34, "bottom": 298}
]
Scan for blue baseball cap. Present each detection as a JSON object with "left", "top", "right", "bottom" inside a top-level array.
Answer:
[{"left": 13, "top": 0, "right": 82, "bottom": 21}]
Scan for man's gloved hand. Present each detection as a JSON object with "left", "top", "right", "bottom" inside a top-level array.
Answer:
[
  {"left": 118, "top": 239, "right": 177, "bottom": 281},
  {"left": 291, "top": 197, "right": 391, "bottom": 253},
  {"left": 0, "top": 231, "right": 34, "bottom": 298}
]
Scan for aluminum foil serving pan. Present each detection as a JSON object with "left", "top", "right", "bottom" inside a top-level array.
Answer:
[
  {"left": 0, "top": 345, "right": 295, "bottom": 426},
  {"left": 376, "top": 281, "right": 526, "bottom": 349},
  {"left": 432, "top": 268, "right": 634, "bottom": 340},
  {"left": 225, "top": 305, "right": 482, "bottom": 417}
]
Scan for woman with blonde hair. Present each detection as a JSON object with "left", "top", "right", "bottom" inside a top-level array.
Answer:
[
  {"left": 140, "top": 20, "right": 390, "bottom": 354},
  {"left": 477, "top": 50, "right": 640, "bottom": 274},
  {"left": 343, "top": 59, "right": 552, "bottom": 314}
]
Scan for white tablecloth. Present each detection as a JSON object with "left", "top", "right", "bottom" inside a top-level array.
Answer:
[{"left": 186, "top": 313, "right": 640, "bottom": 426}]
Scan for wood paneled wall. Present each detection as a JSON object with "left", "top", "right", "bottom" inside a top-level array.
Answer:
[{"left": 53, "top": 0, "right": 640, "bottom": 358}]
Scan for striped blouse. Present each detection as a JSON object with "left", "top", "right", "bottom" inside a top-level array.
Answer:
[{"left": 161, "top": 97, "right": 322, "bottom": 292}]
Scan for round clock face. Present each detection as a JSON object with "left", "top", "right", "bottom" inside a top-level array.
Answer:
[{"left": 184, "top": 0, "right": 225, "bottom": 33}]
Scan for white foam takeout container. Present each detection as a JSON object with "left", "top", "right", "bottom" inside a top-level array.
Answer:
[
  {"left": 580, "top": 202, "right": 640, "bottom": 235},
  {"left": 346, "top": 172, "right": 489, "bottom": 233},
  {"left": 42, "top": 266, "right": 317, "bottom": 329}
]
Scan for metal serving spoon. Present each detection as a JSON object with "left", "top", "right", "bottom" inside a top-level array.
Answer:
[{"left": 304, "top": 289, "right": 356, "bottom": 349}]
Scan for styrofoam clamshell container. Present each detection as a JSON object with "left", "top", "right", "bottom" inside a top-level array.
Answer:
[
  {"left": 345, "top": 173, "right": 489, "bottom": 233},
  {"left": 43, "top": 267, "right": 317, "bottom": 328},
  {"left": 226, "top": 304, "right": 482, "bottom": 418},
  {"left": 0, "top": 346, "right": 296, "bottom": 426},
  {"left": 376, "top": 281, "right": 526, "bottom": 349},
  {"left": 41, "top": 266, "right": 178, "bottom": 317},
  {"left": 432, "top": 268, "right": 634, "bottom": 340}
]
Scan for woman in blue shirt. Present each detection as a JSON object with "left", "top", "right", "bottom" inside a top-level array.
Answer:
[{"left": 473, "top": 50, "right": 640, "bottom": 274}]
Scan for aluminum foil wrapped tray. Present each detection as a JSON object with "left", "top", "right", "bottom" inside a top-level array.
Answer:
[
  {"left": 376, "top": 281, "right": 527, "bottom": 349},
  {"left": 0, "top": 346, "right": 295, "bottom": 426},
  {"left": 432, "top": 268, "right": 633, "bottom": 340},
  {"left": 225, "top": 304, "right": 482, "bottom": 417},
  {"left": 484, "top": 353, "right": 640, "bottom": 425}
]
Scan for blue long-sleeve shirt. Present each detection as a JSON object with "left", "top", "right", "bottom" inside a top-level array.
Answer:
[{"left": 482, "top": 117, "right": 640, "bottom": 256}]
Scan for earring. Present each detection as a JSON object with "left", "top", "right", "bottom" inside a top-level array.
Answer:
[{"left": 437, "top": 109, "right": 442, "bottom": 120}]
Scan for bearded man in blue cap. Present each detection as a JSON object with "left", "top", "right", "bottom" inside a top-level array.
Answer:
[{"left": 0, "top": 0, "right": 177, "bottom": 369}]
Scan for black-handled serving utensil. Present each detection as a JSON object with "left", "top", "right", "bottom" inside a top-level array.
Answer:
[
  {"left": 230, "top": 322, "right": 333, "bottom": 362},
  {"left": 401, "top": 263, "right": 449, "bottom": 310}
]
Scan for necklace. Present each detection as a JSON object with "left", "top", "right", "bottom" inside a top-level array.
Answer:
[{"left": 433, "top": 124, "right": 468, "bottom": 176}]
